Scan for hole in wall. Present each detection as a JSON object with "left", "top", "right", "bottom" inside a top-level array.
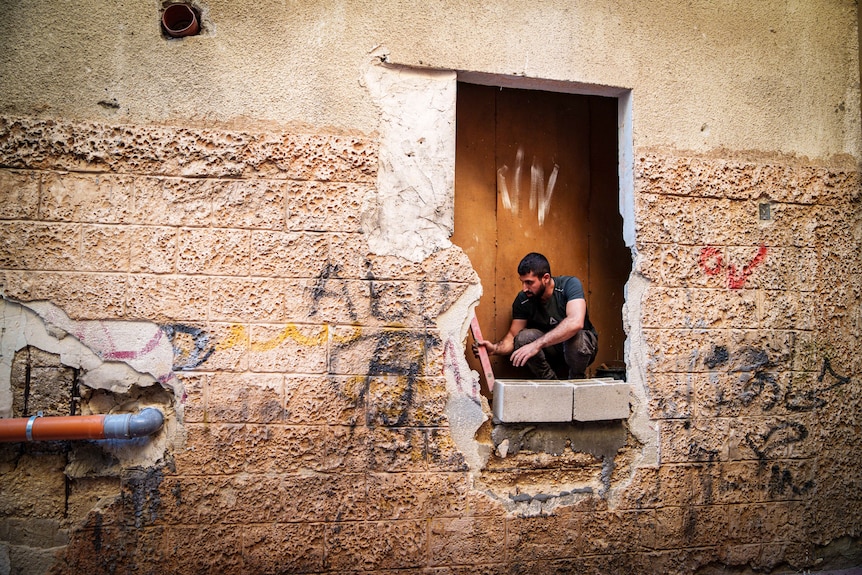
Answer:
[
  {"left": 453, "top": 82, "right": 630, "bottom": 386},
  {"left": 451, "top": 76, "right": 637, "bottom": 508},
  {"left": 359, "top": 59, "right": 647, "bottom": 508},
  {"left": 161, "top": 2, "right": 203, "bottom": 38}
]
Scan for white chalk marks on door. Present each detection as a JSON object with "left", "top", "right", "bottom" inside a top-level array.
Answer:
[{"left": 497, "top": 146, "right": 559, "bottom": 226}]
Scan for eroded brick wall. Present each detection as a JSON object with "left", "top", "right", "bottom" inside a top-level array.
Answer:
[{"left": 0, "top": 117, "right": 860, "bottom": 573}]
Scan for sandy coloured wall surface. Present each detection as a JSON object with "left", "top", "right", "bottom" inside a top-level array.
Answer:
[
  {"left": 0, "top": 1, "right": 859, "bottom": 158},
  {"left": 0, "top": 115, "right": 859, "bottom": 574},
  {"left": 0, "top": 1, "right": 860, "bottom": 574}
]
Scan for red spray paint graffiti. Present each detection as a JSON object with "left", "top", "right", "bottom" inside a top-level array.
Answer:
[{"left": 698, "top": 245, "right": 768, "bottom": 289}]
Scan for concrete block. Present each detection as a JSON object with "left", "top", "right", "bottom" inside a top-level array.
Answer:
[
  {"left": 492, "top": 379, "right": 574, "bottom": 423},
  {"left": 0, "top": 169, "right": 39, "bottom": 220},
  {"left": 492, "top": 378, "right": 632, "bottom": 423},
  {"left": 571, "top": 379, "right": 631, "bottom": 421}
]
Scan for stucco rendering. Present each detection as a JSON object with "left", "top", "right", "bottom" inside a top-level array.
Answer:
[{"left": 0, "top": 1, "right": 860, "bottom": 574}]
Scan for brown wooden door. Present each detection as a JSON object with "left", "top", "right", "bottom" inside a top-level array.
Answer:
[{"left": 454, "top": 83, "right": 628, "bottom": 388}]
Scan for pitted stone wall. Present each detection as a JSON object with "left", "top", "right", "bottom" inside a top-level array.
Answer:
[
  {"left": 0, "top": 116, "right": 860, "bottom": 574},
  {"left": 630, "top": 151, "right": 862, "bottom": 571}
]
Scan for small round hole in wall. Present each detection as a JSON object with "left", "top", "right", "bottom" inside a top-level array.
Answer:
[{"left": 162, "top": 3, "right": 200, "bottom": 38}]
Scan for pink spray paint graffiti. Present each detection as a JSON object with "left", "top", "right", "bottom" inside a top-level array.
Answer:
[
  {"left": 443, "top": 338, "right": 481, "bottom": 404},
  {"left": 72, "top": 321, "right": 177, "bottom": 385},
  {"left": 90, "top": 324, "right": 165, "bottom": 361},
  {"left": 698, "top": 245, "right": 768, "bottom": 289}
]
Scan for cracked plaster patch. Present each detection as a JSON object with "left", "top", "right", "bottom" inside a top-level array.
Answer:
[
  {"left": 360, "top": 51, "right": 457, "bottom": 263},
  {"left": 438, "top": 282, "right": 491, "bottom": 473}
]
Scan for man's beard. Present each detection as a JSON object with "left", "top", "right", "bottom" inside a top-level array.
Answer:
[{"left": 527, "top": 283, "right": 547, "bottom": 300}]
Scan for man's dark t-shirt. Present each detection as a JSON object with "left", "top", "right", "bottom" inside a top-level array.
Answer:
[{"left": 511, "top": 276, "right": 595, "bottom": 336}]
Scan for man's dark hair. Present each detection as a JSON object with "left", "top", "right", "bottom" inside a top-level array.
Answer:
[{"left": 517, "top": 252, "right": 551, "bottom": 277}]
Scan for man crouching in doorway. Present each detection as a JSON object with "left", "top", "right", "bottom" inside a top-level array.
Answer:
[{"left": 475, "top": 252, "right": 598, "bottom": 379}]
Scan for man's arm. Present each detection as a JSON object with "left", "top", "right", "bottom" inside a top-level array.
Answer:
[
  {"left": 509, "top": 299, "right": 585, "bottom": 367},
  {"left": 475, "top": 318, "right": 527, "bottom": 356}
]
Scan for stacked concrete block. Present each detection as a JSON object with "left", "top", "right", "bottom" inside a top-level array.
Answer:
[
  {"left": 492, "top": 378, "right": 632, "bottom": 423},
  {"left": 492, "top": 379, "right": 574, "bottom": 422},
  {"left": 571, "top": 378, "right": 632, "bottom": 421}
]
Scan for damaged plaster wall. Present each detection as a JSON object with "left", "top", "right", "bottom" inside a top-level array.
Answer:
[
  {"left": 361, "top": 54, "right": 492, "bottom": 472},
  {"left": 0, "top": 298, "right": 178, "bottom": 467},
  {"left": 361, "top": 51, "right": 457, "bottom": 262},
  {"left": 0, "top": 1, "right": 859, "bottom": 573},
  {"left": 0, "top": 298, "right": 178, "bottom": 572}
]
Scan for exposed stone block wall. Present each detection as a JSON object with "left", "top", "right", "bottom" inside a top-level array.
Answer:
[
  {"left": 0, "top": 116, "right": 860, "bottom": 573},
  {"left": 631, "top": 151, "right": 862, "bottom": 570}
]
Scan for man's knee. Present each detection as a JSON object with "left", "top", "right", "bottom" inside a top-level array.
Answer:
[
  {"left": 514, "top": 328, "right": 544, "bottom": 349},
  {"left": 564, "top": 330, "right": 598, "bottom": 377},
  {"left": 574, "top": 329, "right": 598, "bottom": 358}
]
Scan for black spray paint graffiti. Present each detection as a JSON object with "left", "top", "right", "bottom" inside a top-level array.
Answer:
[
  {"left": 785, "top": 357, "right": 851, "bottom": 411},
  {"left": 704, "top": 345, "right": 851, "bottom": 414},
  {"left": 158, "top": 262, "right": 467, "bottom": 425},
  {"left": 327, "top": 329, "right": 461, "bottom": 470},
  {"left": 767, "top": 463, "right": 815, "bottom": 497},
  {"left": 330, "top": 329, "right": 441, "bottom": 427},
  {"left": 743, "top": 420, "right": 809, "bottom": 460},
  {"left": 704, "top": 345, "right": 782, "bottom": 413},
  {"left": 702, "top": 344, "right": 852, "bottom": 498},
  {"left": 743, "top": 420, "right": 815, "bottom": 497},
  {"left": 312, "top": 260, "right": 459, "bottom": 326},
  {"left": 310, "top": 261, "right": 358, "bottom": 322},
  {"left": 369, "top": 281, "right": 412, "bottom": 324},
  {"left": 161, "top": 323, "right": 216, "bottom": 371}
]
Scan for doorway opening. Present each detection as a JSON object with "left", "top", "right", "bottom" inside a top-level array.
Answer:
[{"left": 452, "top": 81, "right": 631, "bottom": 390}]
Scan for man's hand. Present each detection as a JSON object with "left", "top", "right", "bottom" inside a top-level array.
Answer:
[
  {"left": 473, "top": 339, "right": 497, "bottom": 357},
  {"left": 474, "top": 320, "right": 520, "bottom": 359},
  {"left": 510, "top": 340, "right": 541, "bottom": 367}
]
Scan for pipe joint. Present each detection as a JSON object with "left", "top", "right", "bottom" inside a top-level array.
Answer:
[
  {"left": 103, "top": 408, "right": 165, "bottom": 440},
  {"left": 25, "top": 412, "right": 43, "bottom": 441}
]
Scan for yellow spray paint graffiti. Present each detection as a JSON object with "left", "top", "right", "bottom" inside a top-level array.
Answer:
[{"left": 216, "top": 323, "right": 363, "bottom": 353}]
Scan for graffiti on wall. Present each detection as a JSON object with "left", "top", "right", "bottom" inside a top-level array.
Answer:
[
  {"left": 443, "top": 338, "right": 481, "bottom": 404},
  {"left": 57, "top": 259, "right": 476, "bottom": 428},
  {"left": 497, "top": 146, "right": 559, "bottom": 226},
  {"left": 162, "top": 324, "right": 215, "bottom": 372},
  {"left": 216, "top": 323, "right": 362, "bottom": 352},
  {"left": 698, "top": 245, "right": 768, "bottom": 289},
  {"left": 703, "top": 345, "right": 780, "bottom": 413},
  {"left": 310, "top": 261, "right": 358, "bottom": 322},
  {"left": 704, "top": 345, "right": 850, "bottom": 415},
  {"left": 785, "top": 357, "right": 851, "bottom": 411},
  {"left": 701, "top": 344, "right": 851, "bottom": 497},
  {"left": 71, "top": 319, "right": 215, "bottom": 383},
  {"left": 69, "top": 320, "right": 176, "bottom": 385},
  {"left": 331, "top": 328, "right": 441, "bottom": 427}
]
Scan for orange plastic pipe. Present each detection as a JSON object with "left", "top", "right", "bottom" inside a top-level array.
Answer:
[
  {"left": 0, "top": 414, "right": 107, "bottom": 442},
  {"left": 0, "top": 409, "right": 164, "bottom": 442}
]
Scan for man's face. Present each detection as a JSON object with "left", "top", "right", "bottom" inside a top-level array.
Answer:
[{"left": 520, "top": 272, "right": 550, "bottom": 300}]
